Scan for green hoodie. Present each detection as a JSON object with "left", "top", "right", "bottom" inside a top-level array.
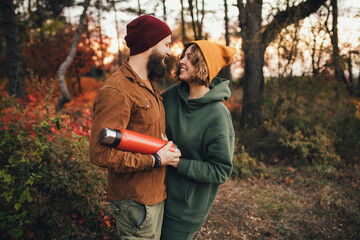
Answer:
[{"left": 161, "top": 77, "right": 234, "bottom": 232}]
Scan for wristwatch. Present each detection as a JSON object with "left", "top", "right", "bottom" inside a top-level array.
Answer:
[{"left": 152, "top": 153, "right": 161, "bottom": 168}]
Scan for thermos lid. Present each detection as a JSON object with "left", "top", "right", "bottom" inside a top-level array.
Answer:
[{"left": 100, "top": 128, "right": 117, "bottom": 145}]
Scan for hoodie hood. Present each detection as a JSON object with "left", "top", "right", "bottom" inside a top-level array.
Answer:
[
  {"left": 191, "top": 40, "right": 237, "bottom": 83},
  {"left": 179, "top": 77, "right": 231, "bottom": 109}
]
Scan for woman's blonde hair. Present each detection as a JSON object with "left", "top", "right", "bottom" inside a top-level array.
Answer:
[{"left": 175, "top": 43, "right": 209, "bottom": 86}]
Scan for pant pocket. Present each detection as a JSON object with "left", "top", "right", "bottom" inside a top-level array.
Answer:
[{"left": 126, "top": 199, "right": 147, "bottom": 229}]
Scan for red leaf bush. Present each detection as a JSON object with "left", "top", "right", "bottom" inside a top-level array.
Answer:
[{"left": 0, "top": 85, "right": 116, "bottom": 239}]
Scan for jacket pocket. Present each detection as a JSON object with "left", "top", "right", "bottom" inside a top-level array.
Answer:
[{"left": 132, "top": 99, "right": 160, "bottom": 125}]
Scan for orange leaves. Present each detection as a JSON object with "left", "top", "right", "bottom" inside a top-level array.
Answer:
[
  {"left": 1, "top": 89, "right": 93, "bottom": 142},
  {"left": 288, "top": 166, "right": 295, "bottom": 172},
  {"left": 284, "top": 167, "right": 295, "bottom": 185},
  {"left": 285, "top": 176, "right": 295, "bottom": 184},
  {"left": 0, "top": 76, "right": 100, "bottom": 145},
  {"left": 99, "top": 210, "right": 115, "bottom": 229}
]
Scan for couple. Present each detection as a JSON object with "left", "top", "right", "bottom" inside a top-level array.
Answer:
[{"left": 90, "top": 15, "right": 236, "bottom": 240}]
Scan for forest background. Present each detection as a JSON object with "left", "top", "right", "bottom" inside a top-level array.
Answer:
[{"left": 0, "top": 0, "right": 360, "bottom": 239}]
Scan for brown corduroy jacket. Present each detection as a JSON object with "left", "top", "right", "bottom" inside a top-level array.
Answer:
[{"left": 89, "top": 60, "right": 167, "bottom": 205}]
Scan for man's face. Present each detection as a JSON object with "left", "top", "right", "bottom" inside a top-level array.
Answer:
[
  {"left": 147, "top": 35, "right": 172, "bottom": 81},
  {"left": 151, "top": 35, "right": 172, "bottom": 60}
]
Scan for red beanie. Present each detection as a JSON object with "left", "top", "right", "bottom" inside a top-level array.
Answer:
[{"left": 125, "top": 15, "right": 172, "bottom": 56}]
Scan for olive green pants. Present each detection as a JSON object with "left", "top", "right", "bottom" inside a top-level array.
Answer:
[{"left": 110, "top": 199, "right": 165, "bottom": 240}]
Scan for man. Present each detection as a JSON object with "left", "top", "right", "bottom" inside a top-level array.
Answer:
[{"left": 89, "top": 15, "right": 181, "bottom": 240}]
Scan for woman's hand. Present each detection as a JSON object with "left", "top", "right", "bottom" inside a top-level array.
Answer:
[{"left": 156, "top": 134, "right": 181, "bottom": 168}]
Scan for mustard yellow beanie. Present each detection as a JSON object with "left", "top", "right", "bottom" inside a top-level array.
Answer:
[{"left": 191, "top": 40, "right": 237, "bottom": 83}]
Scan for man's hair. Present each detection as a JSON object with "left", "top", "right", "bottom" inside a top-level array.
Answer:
[{"left": 175, "top": 43, "right": 209, "bottom": 86}]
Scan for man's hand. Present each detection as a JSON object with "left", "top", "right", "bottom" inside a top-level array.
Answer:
[{"left": 156, "top": 135, "right": 181, "bottom": 168}]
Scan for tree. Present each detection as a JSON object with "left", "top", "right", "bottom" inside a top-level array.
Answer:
[
  {"left": 110, "top": 0, "right": 123, "bottom": 66},
  {"left": 23, "top": 16, "right": 107, "bottom": 84},
  {"left": 161, "top": 0, "right": 167, "bottom": 22},
  {"left": 222, "top": 0, "right": 233, "bottom": 82},
  {"left": 307, "top": 8, "right": 330, "bottom": 76},
  {"left": 358, "top": 69, "right": 360, "bottom": 98},
  {"left": 56, "top": 0, "right": 90, "bottom": 112},
  {"left": 326, "top": 0, "right": 348, "bottom": 95},
  {"left": 1, "top": 0, "right": 25, "bottom": 98},
  {"left": 94, "top": 0, "right": 107, "bottom": 81},
  {"left": 236, "top": 0, "right": 327, "bottom": 128},
  {"left": 188, "top": 0, "right": 205, "bottom": 40},
  {"left": 180, "top": 0, "right": 187, "bottom": 43},
  {"left": 137, "top": 0, "right": 142, "bottom": 16},
  {"left": 27, "top": 0, "right": 74, "bottom": 38}
]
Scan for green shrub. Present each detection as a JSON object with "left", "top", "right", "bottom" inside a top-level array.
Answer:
[
  {"left": 0, "top": 94, "right": 116, "bottom": 239},
  {"left": 267, "top": 78, "right": 344, "bottom": 164},
  {"left": 266, "top": 76, "right": 360, "bottom": 166},
  {"left": 331, "top": 100, "right": 360, "bottom": 164},
  {"left": 234, "top": 75, "right": 358, "bottom": 167},
  {"left": 231, "top": 140, "right": 267, "bottom": 179}
]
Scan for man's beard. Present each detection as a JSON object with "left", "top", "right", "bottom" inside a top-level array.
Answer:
[{"left": 147, "top": 51, "right": 167, "bottom": 82}]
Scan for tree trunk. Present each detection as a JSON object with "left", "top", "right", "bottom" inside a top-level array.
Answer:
[
  {"left": 237, "top": 0, "right": 327, "bottom": 128},
  {"left": 180, "top": 0, "right": 187, "bottom": 43},
  {"left": 161, "top": 0, "right": 167, "bottom": 22},
  {"left": 97, "top": 1, "right": 106, "bottom": 81},
  {"left": 56, "top": 0, "right": 90, "bottom": 112},
  {"left": 111, "top": 0, "right": 122, "bottom": 66},
  {"left": 242, "top": 46, "right": 265, "bottom": 127},
  {"left": 137, "top": 0, "right": 142, "bottom": 16},
  {"left": 188, "top": 0, "right": 198, "bottom": 40},
  {"left": 2, "top": 0, "right": 25, "bottom": 98},
  {"left": 358, "top": 69, "right": 360, "bottom": 98},
  {"left": 197, "top": 0, "right": 205, "bottom": 40},
  {"left": 347, "top": 53, "right": 353, "bottom": 89},
  {"left": 77, "top": 75, "right": 82, "bottom": 94},
  {"left": 28, "top": 0, "right": 32, "bottom": 14},
  {"left": 221, "top": 0, "right": 233, "bottom": 83},
  {"left": 329, "top": 0, "right": 348, "bottom": 94},
  {"left": 237, "top": 0, "right": 264, "bottom": 128},
  {"left": 188, "top": 0, "right": 204, "bottom": 40}
]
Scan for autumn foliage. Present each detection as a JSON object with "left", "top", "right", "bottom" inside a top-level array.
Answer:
[
  {"left": 22, "top": 16, "right": 110, "bottom": 82},
  {"left": 0, "top": 81, "right": 117, "bottom": 239}
]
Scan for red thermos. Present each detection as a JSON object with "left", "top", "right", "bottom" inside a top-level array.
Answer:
[{"left": 99, "top": 128, "right": 177, "bottom": 154}]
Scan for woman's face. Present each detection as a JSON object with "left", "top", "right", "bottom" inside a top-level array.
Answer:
[{"left": 179, "top": 45, "right": 195, "bottom": 82}]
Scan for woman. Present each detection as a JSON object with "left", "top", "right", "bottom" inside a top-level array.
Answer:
[{"left": 160, "top": 40, "right": 237, "bottom": 239}]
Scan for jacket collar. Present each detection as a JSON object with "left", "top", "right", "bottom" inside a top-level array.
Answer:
[
  {"left": 120, "top": 60, "right": 141, "bottom": 83},
  {"left": 120, "top": 60, "right": 162, "bottom": 100}
]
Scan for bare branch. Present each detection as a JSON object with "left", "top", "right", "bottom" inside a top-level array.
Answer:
[{"left": 262, "top": 0, "right": 327, "bottom": 47}]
